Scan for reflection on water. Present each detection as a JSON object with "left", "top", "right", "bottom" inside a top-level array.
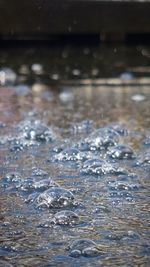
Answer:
[{"left": 0, "top": 45, "right": 150, "bottom": 266}]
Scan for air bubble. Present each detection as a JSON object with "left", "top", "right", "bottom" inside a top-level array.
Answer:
[
  {"left": 68, "top": 239, "right": 100, "bottom": 258},
  {"left": 52, "top": 210, "right": 79, "bottom": 225},
  {"left": 0, "top": 68, "right": 17, "bottom": 86},
  {"left": 108, "top": 144, "right": 135, "bottom": 160},
  {"left": 35, "top": 187, "right": 75, "bottom": 209}
]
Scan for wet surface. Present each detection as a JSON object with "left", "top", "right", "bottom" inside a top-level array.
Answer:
[{"left": 0, "top": 44, "right": 150, "bottom": 266}]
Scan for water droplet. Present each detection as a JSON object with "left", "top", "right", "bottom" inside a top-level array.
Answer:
[{"left": 0, "top": 68, "right": 17, "bottom": 86}]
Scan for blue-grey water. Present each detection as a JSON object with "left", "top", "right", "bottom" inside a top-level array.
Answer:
[{"left": 0, "top": 44, "right": 150, "bottom": 266}]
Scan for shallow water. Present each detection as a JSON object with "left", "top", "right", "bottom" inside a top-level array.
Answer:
[{"left": 0, "top": 44, "right": 150, "bottom": 266}]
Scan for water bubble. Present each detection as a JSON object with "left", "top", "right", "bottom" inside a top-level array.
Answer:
[
  {"left": 68, "top": 239, "right": 100, "bottom": 258},
  {"left": 35, "top": 187, "right": 75, "bottom": 209},
  {"left": 51, "top": 73, "right": 60, "bottom": 80},
  {"left": 91, "top": 68, "right": 99, "bottom": 77},
  {"left": 41, "top": 90, "right": 54, "bottom": 101},
  {"left": 81, "top": 159, "right": 125, "bottom": 176},
  {"left": 107, "top": 231, "right": 139, "bottom": 242},
  {"left": 9, "top": 137, "right": 33, "bottom": 152},
  {"left": 72, "top": 69, "right": 81, "bottom": 76},
  {"left": 108, "top": 144, "right": 135, "bottom": 160},
  {"left": 23, "top": 123, "right": 56, "bottom": 143},
  {"left": 4, "top": 172, "right": 23, "bottom": 183},
  {"left": 59, "top": 90, "right": 74, "bottom": 103},
  {"left": 1, "top": 172, "right": 24, "bottom": 192},
  {"left": 0, "top": 122, "right": 6, "bottom": 128},
  {"left": 82, "top": 127, "right": 119, "bottom": 151},
  {"left": 82, "top": 246, "right": 101, "bottom": 257},
  {"left": 52, "top": 210, "right": 79, "bottom": 225},
  {"left": 108, "top": 181, "right": 139, "bottom": 191},
  {"left": 62, "top": 51, "right": 68, "bottom": 58},
  {"left": 31, "top": 63, "right": 43, "bottom": 75},
  {"left": 107, "top": 123, "right": 128, "bottom": 136},
  {"left": 81, "top": 159, "right": 107, "bottom": 176},
  {"left": 122, "top": 230, "right": 140, "bottom": 241},
  {"left": 120, "top": 72, "right": 133, "bottom": 80},
  {"left": 69, "top": 249, "right": 81, "bottom": 258},
  {"left": 16, "top": 84, "right": 29, "bottom": 96},
  {"left": 143, "top": 135, "right": 150, "bottom": 146},
  {"left": 53, "top": 148, "right": 85, "bottom": 162},
  {"left": 135, "top": 153, "right": 150, "bottom": 167},
  {"left": 0, "top": 68, "right": 17, "bottom": 86},
  {"left": 70, "top": 120, "right": 94, "bottom": 134},
  {"left": 31, "top": 168, "right": 48, "bottom": 177},
  {"left": 19, "top": 64, "right": 30, "bottom": 75},
  {"left": 20, "top": 177, "right": 58, "bottom": 193},
  {"left": 131, "top": 94, "right": 146, "bottom": 102},
  {"left": 109, "top": 191, "right": 133, "bottom": 201},
  {"left": 83, "top": 48, "right": 90, "bottom": 55},
  {"left": 25, "top": 192, "right": 39, "bottom": 203}
]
